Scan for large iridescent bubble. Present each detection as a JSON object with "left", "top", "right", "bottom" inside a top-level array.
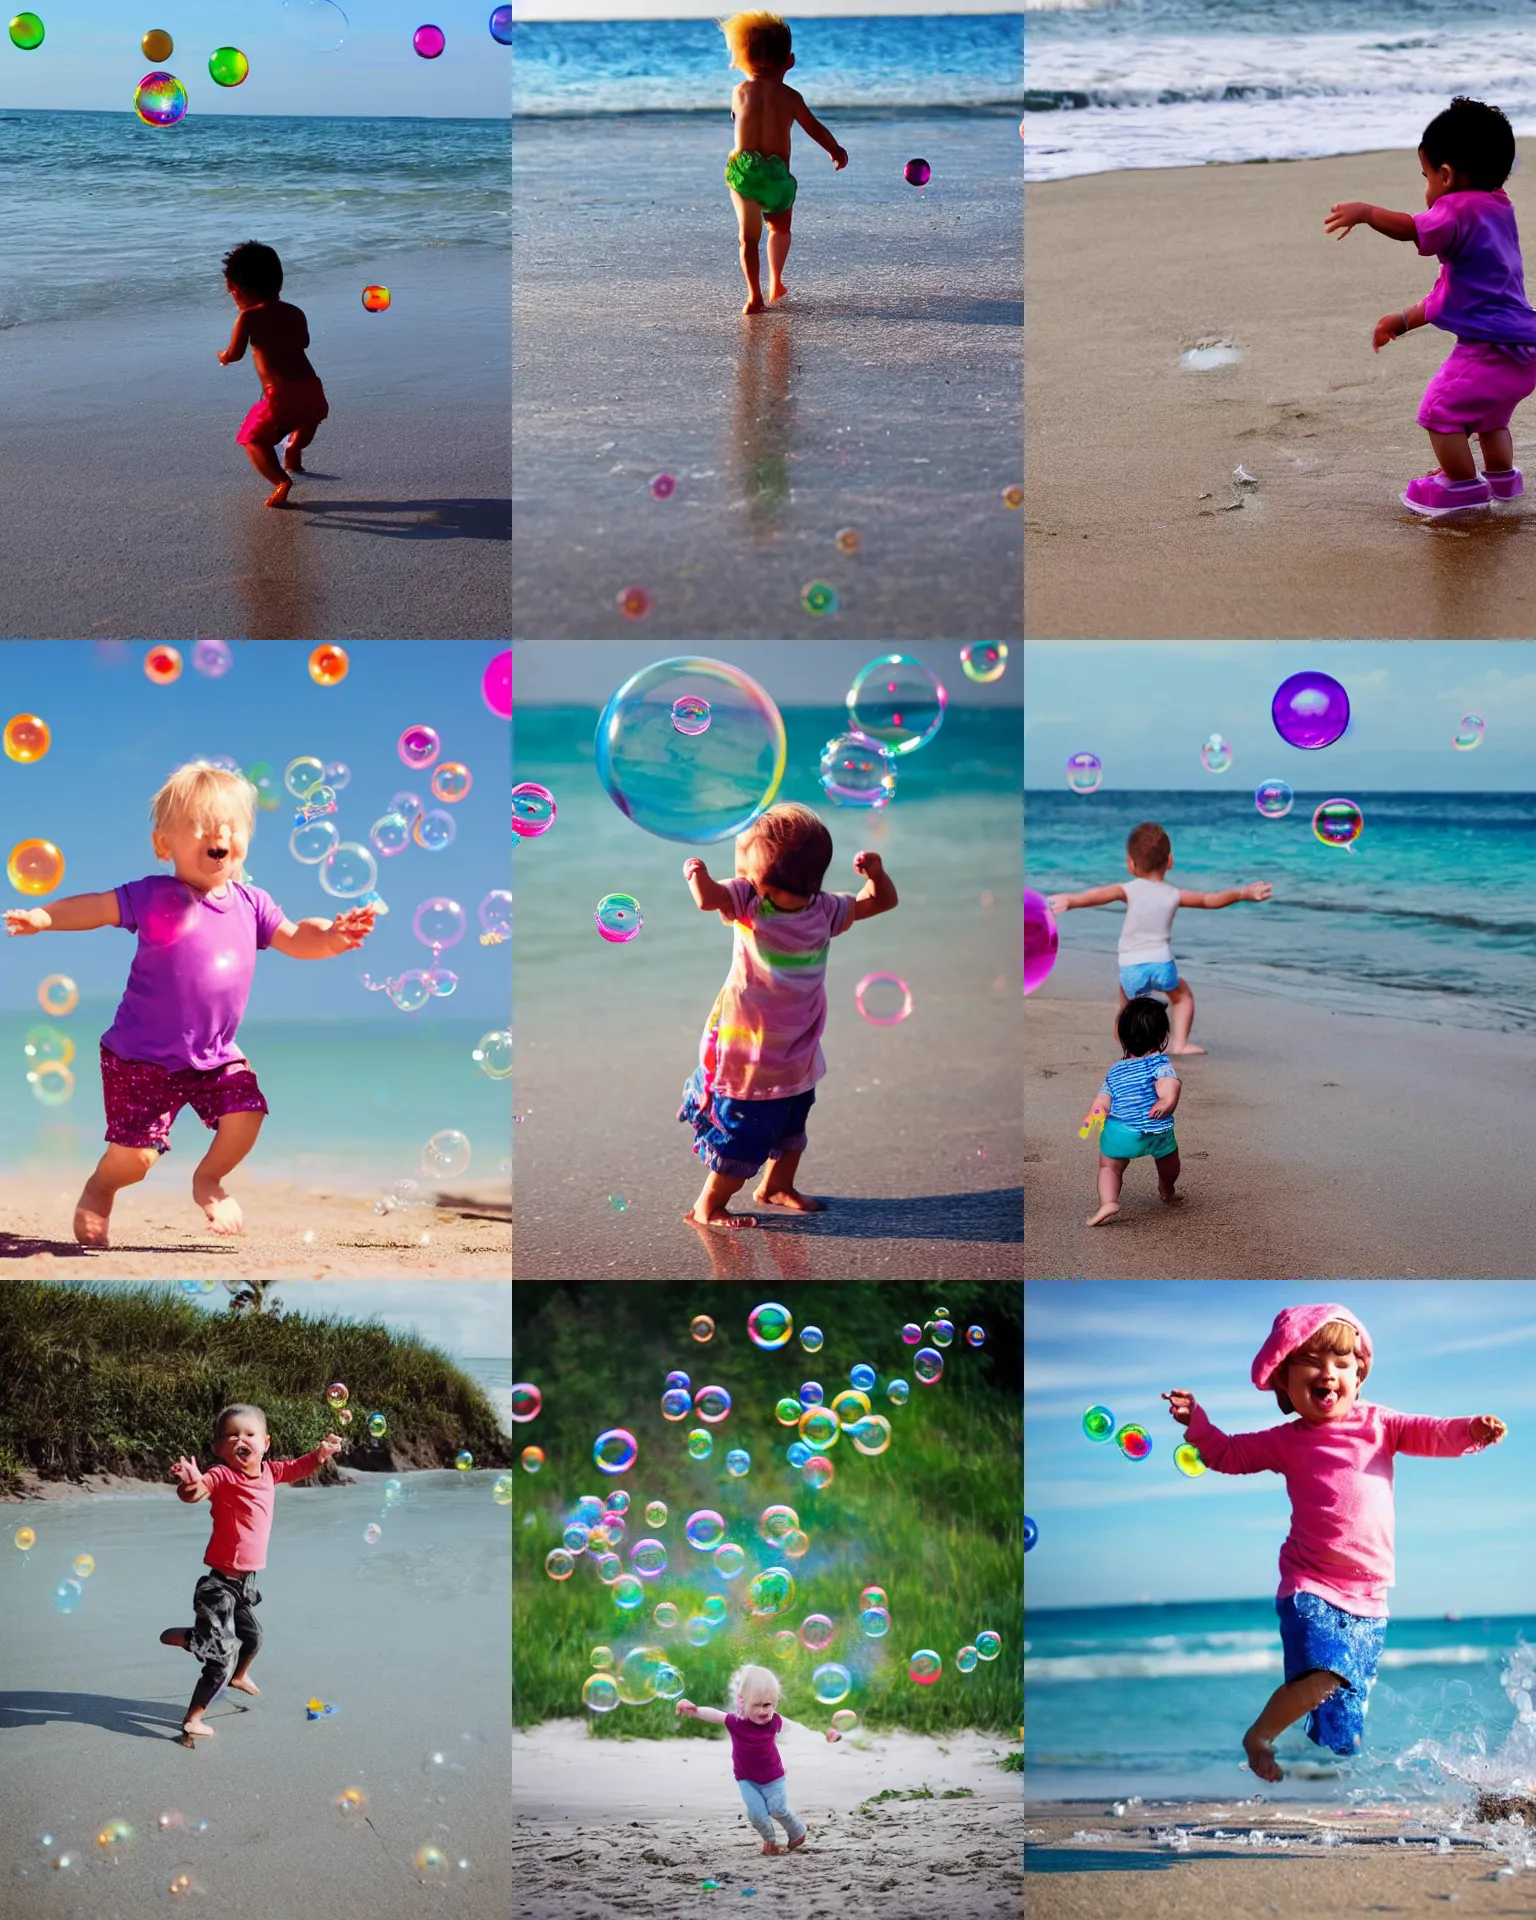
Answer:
[
  {"left": 846, "top": 655, "right": 946, "bottom": 756},
  {"left": 1023, "top": 889, "right": 1057, "bottom": 995},
  {"left": 1272, "top": 671, "right": 1350, "bottom": 751}
]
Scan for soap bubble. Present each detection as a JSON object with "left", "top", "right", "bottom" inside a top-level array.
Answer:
[
  {"left": 431, "top": 762, "right": 472, "bottom": 803},
  {"left": 748, "top": 1301, "right": 793, "bottom": 1349},
  {"left": 631, "top": 1537, "right": 668, "bottom": 1579},
  {"left": 4, "top": 713, "right": 50, "bottom": 762},
  {"left": 887, "top": 1379, "right": 910, "bottom": 1406},
  {"left": 326, "top": 1381, "right": 349, "bottom": 1408},
  {"left": 413, "top": 1846, "right": 450, "bottom": 1883},
  {"left": 758, "top": 1504, "right": 798, "bottom": 1544},
  {"left": 594, "top": 1429, "right": 638, "bottom": 1474},
  {"left": 423, "top": 1130, "right": 471, "bottom": 1178},
  {"left": 1065, "top": 751, "right": 1103, "bottom": 795},
  {"left": 799, "top": 1614, "right": 836, "bottom": 1654},
  {"left": 686, "top": 1429, "right": 712, "bottom": 1460},
  {"left": 290, "top": 819, "right": 339, "bottom": 864},
  {"left": 819, "top": 729, "right": 898, "bottom": 810},
  {"left": 786, "top": 1440, "right": 812, "bottom": 1468},
  {"left": 748, "top": 1567, "right": 796, "bottom": 1617},
  {"left": 1255, "top": 780, "right": 1294, "bottom": 819},
  {"left": 545, "top": 1549, "right": 574, "bottom": 1580},
  {"left": 1115, "top": 1423, "right": 1152, "bottom": 1460},
  {"left": 472, "top": 1030, "right": 512, "bottom": 1079},
  {"left": 14, "top": 1526, "right": 35, "bottom": 1550},
  {"left": 616, "top": 585, "right": 652, "bottom": 620},
  {"left": 1023, "top": 889, "right": 1058, "bottom": 995},
  {"left": 965, "top": 1325, "right": 986, "bottom": 1348},
  {"left": 846, "top": 654, "right": 946, "bottom": 755},
  {"left": 860, "top": 1585, "right": 888, "bottom": 1610},
  {"left": 387, "top": 970, "right": 433, "bottom": 1011},
  {"left": 694, "top": 1385, "right": 731, "bottom": 1423},
  {"left": 596, "top": 656, "right": 787, "bottom": 843},
  {"left": 8, "top": 9, "right": 43, "bottom": 48},
  {"left": 306, "top": 643, "right": 347, "bottom": 685},
  {"left": 1200, "top": 733, "right": 1233, "bottom": 774},
  {"left": 144, "top": 643, "right": 182, "bottom": 682},
  {"left": 813, "top": 1662, "right": 852, "bottom": 1704},
  {"left": 520, "top": 1447, "right": 544, "bottom": 1471},
  {"left": 363, "top": 1523, "right": 382, "bottom": 1545},
  {"left": 904, "top": 157, "right": 931, "bottom": 186},
  {"left": 482, "top": 649, "right": 512, "bottom": 717},
  {"left": 479, "top": 890, "right": 513, "bottom": 942},
  {"left": 975, "top": 1630, "right": 1002, "bottom": 1661},
  {"left": 1024, "top": 1515, "right": 1038, "bottom": 1551},
  {"left": 835, "top": 527, "right": 861, "bottom": 553},
  {"left": 850, "top": 1363, "right": 876, "bottom": 1391},
  {"left": 320, "top": 843, "right": 377, "bottom": 899},
  {"left": 413, "top": 23, "right": 446, "bottom": 58},
  {"left": 582, "top": 1674, "right": 619, "bottom": 1712},
  {"left": 511, "top": 783, "right": 557, "bottom": 839},
  {"left": 932, "top": 1319, "right": 954, "bottom": 1348},
  {"left": 800, "top": 580, "right": 838, "bottom": 617},
  {"left": 800, "top": 1325, "right": 824, "bottom": 1352},
  {"left": 651, "top": 473, "right": 678, "bottom": 501},
  {"left": 398, "top": 725, "right": 440, "bottom": 770},
  {"left": 1082, "top": 1404, "right": 1114, "bottom": 1441},
  {"left": 8, "top": 839, "right": 64, "bottom": 895},
  {"left": 654, "top": 1601, "right": 680, "bottom": 1628},
  {"left": 686, "top": 1616, "right": 712, "bottom": 1645},
  {"left": 960, "top": 642, "right": 1008, "bottom": 684},
  {"left": 493, "top": 1474, "right": 513, "bottom": 1504},
  {"left": 908, "top": 1649, "right": 942, "bottom": 1685},
  {"left": 362, "top": 285, "right": 390, "bottom": 312},
  {"left": 1174, "top": 1443, "right": 1206, "bottom": 1477},
  {"left": 771, "top": 1397, "right": 800, "bottom": 1427},
  {"left": 1454, "top": 713, "right": 1486, "bottom": 751},
  {"left": 662, "top": 1388, "right": 691, "bottom": 1420},
  {"left": 848, "top": 1415, "right": 892, "bottom": 1457},
  {"left": 28, "top": 1061, "right": 74, "bottom": 1106},
  {"left": 690, "top": 1314, "right": 715, "bottom": 1342},
  {"left": 714, "top": 1542, "right": 746, "bottom": 1578},
  {"left": 369, "top": 812, "right": 411, "bottom": 857},
  {"left": 413, "top": 809, "right": 456, "bottom": 851},
  {"left": 413, "top": 895, "right": 466, "bottom": 952},
  {"left": 1272, "top": 671, "right": 1350, "bottom": 750},
  {"left": 605, "top": 1490, "right": 630, "bottom": 1515},
  {"left": 901, "top": 1324, "right": 922, "bottom": 1345},
  {"left": 956, "top": 1644, "right": 979, "bottom": 1673},
  {"left": 282, "top": 0, "right": 347, "bottom": 54},
  {"left": 771, "top": 1630, "right": 797, "bottom": 1659},
  {"left": 454, "top": 1450, "right": 473, "bottom": 1471},
  {"left": 913, "top": 1348, "right": 943, "bottom": 1385},
  {"left": 574, "top": 1496, "right": 605, "bottom": 1526},
  {"left": 141, "top": 27, "right": 172, "bottom": 59},
  {"left": 802, "top": 1455, "right": 834, "bottom": 1490},
  {"left": 799, "top": 1407, "right": 839, "bottom": 1449},
  {"left": 593, "top": 1553, "right": 622, "bottom": 1583},
  {"left": 671, "top": 695, "right": 711, "bottom": 736},
  {"left": 860, "top": 1606, "right": 890, "bottom": 1638},
  {"left": 595, "top": 893, "right": 643, "bottom": 943},
  {"left": 829, "top": 1389, "right": 869, "bottom": 1425},
  {"left": 644, "top": 1501, "right": 668, "bottom": 1528},
  {"left": 1312, "top": 798, "right": 1363, "bottom": 848},
  {"left": 667, "top": 1369, "right": 690, "bottom": 1392},
  {"left": 368, "top": 1412, "right": 387, "bottom": 1439},
  {"left": 36, "top": 974, "right": 78, "bottom": 1017},
  {"left": 832, "top": 1708, "right": 858, "bottom": 1732},
  {"left": 54, "top": 1578, "right": 83, "bottom": 1614},
  {"left": 684, "top": 1510, "right": 726, "bottom": 1551},
  {"left": 782, "top": 1527, "right": 810, "bottom": 1558},
  {"left": 134, "top": 69, "right": 188, "bottom": 123}
]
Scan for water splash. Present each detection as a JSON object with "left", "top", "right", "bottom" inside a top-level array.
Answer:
[{"left": 1394, "top": 1638, "right": 1536, "bottom": 1870}]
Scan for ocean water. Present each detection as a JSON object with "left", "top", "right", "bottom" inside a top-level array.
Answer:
[
  {"left": 1025, "top": 1599, "right": 1536, "bottom": 1804},
  {"left": 1024, "top": 0, "right": 1536, "bottom": 180},
  {"left": 463, "top": 1355, "right": 513, "bottom": 1434},
  {"left": 1025, "top": 790, "right": 1536, "bottom": 1034},
  {"left": 512, "top": 15, "right": 1022, "bottom": 116},
  {"left": 0, "top": 112, "right": 509, "bottom": 330}
]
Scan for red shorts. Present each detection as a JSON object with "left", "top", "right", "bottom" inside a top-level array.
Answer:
[
  {"left": 236, "top": 376, "right": 330, "bottom": 448},
  {"left": 101, "top": 1045, "right": 268, "bottom": 1154}
]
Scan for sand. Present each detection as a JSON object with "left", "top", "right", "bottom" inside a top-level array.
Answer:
[
  {"left": 1025, "top": 142, "right": 1536, "bottom": 638},
  {"left": 0, "top": 1175, "right": 511, "bottom": 1278},
  {"left": 0, "top": 246, "right": 509, "bottom": 641},
  {"left": 513, "top": 1721, "right": 1023, "bottom": 1919},
  {"left": 1024, "top": 1801, "right": 1536, "bottom": 1919},
  {"left": 0, "top": 1477, "right": 510, "bottom": 1918},
  {"left": 512, "top": 111, "right": 1022, "bottom": 640},
  {"left": 1025, "top": 951, "right": 1536, "bottom": 1279}
]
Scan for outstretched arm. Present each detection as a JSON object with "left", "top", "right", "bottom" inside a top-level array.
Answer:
[
  {"left": 5, "top": 889, "right": 120, "bottom": 935},
  {"left": 792, "top": 91, "right": 847, "bottom": 168},
  {"left": 268, "top": 907, "right": 375, "bottom": 958},
  {"left": 851, "top": 850, "right": 897, "bottom": 920},
  {"left": 1178, "top": 882, "right": 1271, "bottom": 909},
  {"left": 675, "top": 1700, "right": 729, "bottom": 1725},
  {"left": 683, "top": 858, "right": 737, "bottom": 923},
  {"left": 1046, "top": 884, "right": 1125, "bottom": 913},
  {"left": 1324, "top": 202, "right": 1418, "bottom": 242}
]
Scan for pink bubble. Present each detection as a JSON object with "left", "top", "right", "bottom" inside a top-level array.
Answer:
[
  {"left": 398, "top": 726, "right": 440, "bottom": 771},
  {"left": 482, "top": 649, "right": 511, "bottom": 719},
  {"left": 1023, "top": 889, "right": 1057, "bottom": 995},
  {"left": 413, "top": 23, "right": 445, "bottom": 58}
]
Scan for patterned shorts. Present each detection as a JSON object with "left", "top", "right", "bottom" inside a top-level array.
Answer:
[
  {"left": 188, "top": 1568, "right": 263, "bottom": 1685},
  {"left": 1276, "top": 1591, "right": 1386, "bottom": 1755},
  {"left": 101, "top": 1045, "right": 267, "bottom": 1153}
]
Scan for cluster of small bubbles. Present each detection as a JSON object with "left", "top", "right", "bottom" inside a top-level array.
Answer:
[
  {"left": 690, "top": 1314, "right": 715, "bottom": 1342},
  {"left": 686, "top": 1429, "right": 713, "bottom": 1460},
  {"left": 913, "top": 1348, "right": 943, "bottom": 1385},
  {"left": 887, "top": 1379, "right": 910, "bottom": 1406}
]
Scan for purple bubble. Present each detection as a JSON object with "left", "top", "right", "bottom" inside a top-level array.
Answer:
[
  {"left": 1271, "top": 672, "right": 1350, "bottom": 751},
  {"left": 1023, "top": 888, "right": 1057, "bottom": 995}
]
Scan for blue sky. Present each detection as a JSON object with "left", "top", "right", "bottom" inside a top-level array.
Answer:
[
  {"left": 2, "top": 2, "right": 509, "bottom": 117},
  {"left": 1026, "top": 1281, "right": 1536, "bottom": 1617},
  {"left": 1, "top": 639, "right": 509, "bottom": 1019},
  {"left": 1025, "top": 642, "right": 1536, "bottom": 790},
  {"left": 176, "top": 1279, "right": 509, "bottom": 1358}
]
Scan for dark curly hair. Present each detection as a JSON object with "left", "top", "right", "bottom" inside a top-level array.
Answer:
[
  {"left": 1421, "top": 97, "right": 1516, "bottom": 193},
  {"left": 1117, "top": 996, "right": 1171, "bottom": 1059},
  {"left": 222, "top": 240, "right": 284, "bottom": 300}
]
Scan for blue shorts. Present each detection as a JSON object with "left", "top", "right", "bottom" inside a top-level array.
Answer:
[
  {"left": 1119, "top": 959, "right": 1179, "bottom": 998},
  {"left": 678, "top": 1065, "right": 815, "bottom": 1178},
  {"left": 1276, "top": 1592, "right": 1386, "bottom": 1755}
]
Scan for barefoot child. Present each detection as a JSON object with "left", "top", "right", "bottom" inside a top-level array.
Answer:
[
  {"left": 721, "top": 12, "right": 848, "bottom": 313},
  {"left": 218, "top": 240, "right": 331, "bottom": 509},
  {"left": 679, "top": 801, "right": 897, "bottom": 1230},
  {"left": 1326, "top": 96, "right": 1536, "bottom": 516},
  {"left": 1163, "top": 1304, "right": 1506, "bottom": 1782},
  {"left": 1081, "top": 996, "right": 1182, "bottom": 1228},
  {"left": 676, "top": 1664, "right": 841, "bottom": 1854},
  {"left": 161, "top": 1404, "right": 341, "bottom": 1740},
  {"left": 3, "top": 762, "right": 375, "bottom": 1250},
  {"left": 1048, "top": 821, "right": 1272, "bottom": 1055}
]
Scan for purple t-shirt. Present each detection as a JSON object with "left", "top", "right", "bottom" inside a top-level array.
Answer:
[
  {"left": 102, "top": 876, "right": 287, "bottom": 1072},
  {"left": 724, "top": 1710, "right": 785, "bottom": 1784},
  {"left": 1414, "top": 190, "right": 1536, "bottom": 345}
]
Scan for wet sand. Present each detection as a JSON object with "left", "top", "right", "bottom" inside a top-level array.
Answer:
[
  {"left": 514, "top": 1721, "right": 1023, "bottom": 1919},
  {"left": 1025, "top": 142, "right": 1536, "bottom": 638},
  {"left": 1025, "top": 951, "right": 1536, "bottom": 1280},
  {"left": 512, "top": 111, "right": 1022, "bottom": 640},
  {"left": 0, "top": 247, "right": 509, "bottom": 641}
]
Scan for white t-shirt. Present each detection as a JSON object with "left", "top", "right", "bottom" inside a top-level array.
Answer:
[{"left": 1117, "top": 876, "right": 1181, "bottom": 965}]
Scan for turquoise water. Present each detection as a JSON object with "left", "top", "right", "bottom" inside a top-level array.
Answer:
[{"left": 1026, "top": 790, "right": 1536, "bottom": 1034}]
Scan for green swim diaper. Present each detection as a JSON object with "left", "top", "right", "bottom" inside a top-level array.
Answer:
[
  {"left": 726, "top": 150, "right": 797, "bottom": 213},
  {"left": 1098, "top": 1118, "right": 1178, "bottom": 1161}
]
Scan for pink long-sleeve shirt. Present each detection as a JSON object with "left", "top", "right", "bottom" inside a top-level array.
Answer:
[
  {"left": 198, "top": 1449, "right": 327, "bottom": 1573},
  {"left": 1185, "top": 1400, "right": 1486, "bottom": 1617}
]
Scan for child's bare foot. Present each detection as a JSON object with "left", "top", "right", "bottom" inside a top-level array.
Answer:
[
  {"left": 228, "top": 1675, "right": 260, "bottom": 1696},
  {"left": 752, "top": 1184, "right": 824, "bottom": 1212},
  {"left": 1085, "top": 1201, "right": 1120, "bottom": 1227},
  {"left": 760, "top": 1842, "right": 783, "bottom": 1855},
  {"left": 283, "top": 441, "right": 305, "bottom": 473},
  {"left": 193, "top": 1176, "right": 245, "bottom": 1236},
  {"left": 264, "top": 477, "right": 293, "bottom": 509},
  {"left": 1159, "top": 1188, "right": 1184, "bottom": 1207},
  {"left": 743, "top": 294, "right": 766, "bottom": 315},
  {"left": 682, "top": 1207, "right": 757, "bottom": 1231},
  {"left": 787, "top": 1833, "right": 807, "bottom": 1850},
  {"left": 181, "top": 1714, "right": 216, "bottom": 1739},
  {"left": 1242, "top": 1726, "right": 1283, "bottom": 1783},
  {"left": 159, "top": 1628, "right": 190, "bottom": 1651},
  {"left": 1167, "top": 1043, "right": 1206, "bottom": 1056},
  {"left": 72, "top": 1180, "right": 114, "bottom": 1248},
  {"left": 767, "top": 280, "right": 789, "bottom": 303}
]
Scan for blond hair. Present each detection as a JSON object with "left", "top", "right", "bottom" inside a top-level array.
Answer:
[
  {"left": 1274, "top": 1319, "right": 1371, "bottom": 1414},
  {"left": 738, "top": 801, "right": 832, "bottom": 897},
  {"left": 721, "top": 11, "right": 792, "bottom": 73},
  {"left": 151, "top": 762, "right": 257, "bottom": 876},
  {"left": 729, "top": 1663, "right": 782, "bottom": 1710}
]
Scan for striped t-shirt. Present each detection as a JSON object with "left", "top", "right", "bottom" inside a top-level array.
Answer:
[
  {"left": 699, "top": 879, "right": 859, "bottom": 1100},
  {"left": 1099, "top": 1052, "right": 1179, "bottom": 1133}
]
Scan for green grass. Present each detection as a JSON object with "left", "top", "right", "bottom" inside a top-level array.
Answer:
[
  {"left": 511, "top": 1282, "right": 1021, "bottom": 1737},
  {"left": 0, "top": 1283, "right": 510, "bottom": 1485}
]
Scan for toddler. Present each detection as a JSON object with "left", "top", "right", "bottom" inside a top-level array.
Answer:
[
  {"left": 676, "top": 1663, "right": 841, "bottom": 1853},
  {"left": 4, "top": 761, "right": 374, "bottom": 1249},
  {"left": 721, "top": 11, "right": 848, "bottom": 314},
  {"left": 1326, "top": 96, "right": 1536, "bottom": 515},
  {"left": 160, "top": 1402, "right": 341, "bottom": 1740},
  {"left": 1048, "top": 820, "right": 1272, "bottom": 1055},
  {"left": 1163, "top": 1304, "right": 1506, "bottom": 1782},
  {"left": 218, "top": 240, "right": 331, "bottom": 509},
  {"left": 1081, "top": 996, "right": 1181, "bottom": 1228},
  {"left": 679, "top": 801, "right": 898, "bottom": 1230}
]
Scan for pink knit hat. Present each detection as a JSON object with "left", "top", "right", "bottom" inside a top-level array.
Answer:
[{"left": 1251, "top": 1302, "right": 1372, "bottom": 1391}]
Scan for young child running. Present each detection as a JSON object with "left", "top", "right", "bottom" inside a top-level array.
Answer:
[
  {"left": 679, "top": 801, "right": 898, "bottom": 1230},
  {"left": 676, "top": 1664, "right": 841, "bottom": 1853},
  {"left": 1163, "top": 1304, "right": 1506, "bottom": 1782},
  {"left": 720, "top": 11, "right": 848, "bottom": 313},
  {"left": 160, "top": 1403, "right": 342, "bottom": 1741},
  {"left": 1081, "top": 996, "right": 1182, "bottom": 1228},
  {"left": 3, "top": 762, "right": 375, "bottom": 1248},
  {"left": 1326, "top": 96, "right": 1536, "bottom": 516},
  {"left": 218, "top": 240, "right": 331, "bottom": 508},
  {"left": 1048, "top": 821, "right": 1272, "bottom": 1055}
]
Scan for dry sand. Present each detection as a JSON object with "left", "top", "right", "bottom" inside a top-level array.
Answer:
[
  {"left": 0, "top": 246, "right": 509, "bottom": 641},
  {"left": 0, "top": 1175, "right": 510, "bottom": 1278},
  {"left": 1025, "top": 1801, "right": 1536, "bottom": 1919},
  {"left": 513, "top": 1721, "right": 1023, "bottom": 1919},
  {"left": 1025, "top": 951, "right": 1536, "bottom": 1279},
  {"left": 1025, "top": 143, "right": 1536, "bottom": 638}
]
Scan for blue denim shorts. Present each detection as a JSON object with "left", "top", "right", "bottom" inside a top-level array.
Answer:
[
  {"left": 1119, "top": 958, "right": 1180, "bottom": 998},
  {"left": 1276, "top": 1591, "right": 1386, "bottom": 1755},
  {"left": 678, "top": 1065, "right": 815, "bottom": 1178}
]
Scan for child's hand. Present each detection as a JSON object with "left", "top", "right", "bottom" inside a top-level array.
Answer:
[
  {"left": 1245, "top": 882, "right": 1273, "bottom": 902},
  {"left": 852, "top": 850, "right": 883, "bottom": 878},
  {"left": 684, "top": 858, "right": 710, "bottom": 883},
  {"left": 1372, "top": 313, "right": 1404, "bottom": 353},
  {"left": 326, "top": 907, "right": 375, "bottom": 953},
  {"left": 5, "top": 908, "right": 50, "bottom": 936},
  {"left": 831, "top": 144, "right": 849, "bottom": 171},
  {"left": 169, "top": 1454, "right": 202, "bottom": 1485},
  {"left": 217, "top": 349, "right": 234, "bottom": 365},
  {"left": 1162, "top": 1390, "right": 1194, "bottom": 1427},
  {"left": 1046, "top": 895, "right": 1069, "bottom": 914},
  {"left": 675, "top": 1698, "right": 698, "bottom": 1717},
  {"left": 1325, "top": 201, "right": 1372, "bottom": 239},
  {"left": 317, "top": 1433, "right": 344, "bottom": 1460},
  {"left": 1470, "top": 1415, "right": 1507, "bottom": 1445}
]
